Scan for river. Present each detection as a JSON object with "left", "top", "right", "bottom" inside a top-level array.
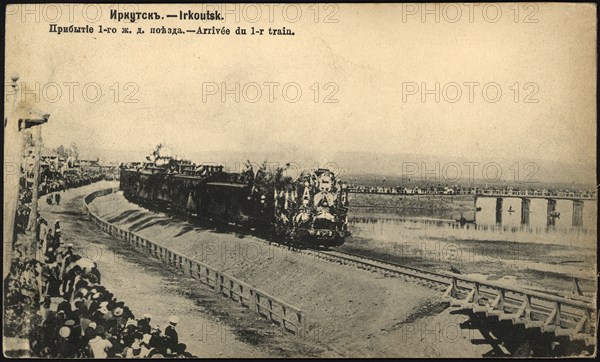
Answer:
[{"left": 348, "top": 198, "right": 596, "bottom": 249}]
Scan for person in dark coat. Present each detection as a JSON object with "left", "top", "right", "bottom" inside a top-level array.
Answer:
[
  {"left": 44, "top": 264, "right": 61, "bottom": 297},
  {"left": 46, "top": 229, "right": 59, "bottom": 253},
  {"left": 176, "top": 343, "right": 193, "bottom": 357},
  {"left": 55, "top": 193, "right": 61, "bottom": 205},
  {"left": 164, "top": 316, "right": 179, "bottom": 354},
  {"left": 44, "top": 246, "right": 57, "bottom": 264},
  {"left": 137, "top": 314, "right": 152, "bottom": 334},
  {"left": 54, "top": 221, "right": 62, "bottom": 242},
  {"left": 56, "top": 326, "right": 77, "bottom": 358},
  {"left": 34, "top": 214, "right": 43, "bottom": 240},
  {"left": 56, "top": 300, "right": 74, "bottom": 320}
]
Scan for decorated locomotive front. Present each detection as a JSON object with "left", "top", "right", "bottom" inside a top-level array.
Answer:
[{"left": 274, "top": 168, "right": 350, "bottom": 246}]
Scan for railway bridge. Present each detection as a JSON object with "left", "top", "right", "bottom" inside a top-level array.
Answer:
[
  {"left": 347, "top": 186, "right": 596, "bottom": 227},
  {"left": 472, "top": 189, "right": 595, "bottom": 227}
]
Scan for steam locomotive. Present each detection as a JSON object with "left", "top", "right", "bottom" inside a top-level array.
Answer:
[{"left": 119, "top": 145, "right": 350, "bottom": 247}]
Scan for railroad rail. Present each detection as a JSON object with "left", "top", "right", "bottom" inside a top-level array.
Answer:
[{"left": 297, "top": 248, "right": 597, "bottom": 349}]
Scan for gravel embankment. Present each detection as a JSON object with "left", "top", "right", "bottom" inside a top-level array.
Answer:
[{"left": 88, "top": 190, "right": 493, "bottom": 357}]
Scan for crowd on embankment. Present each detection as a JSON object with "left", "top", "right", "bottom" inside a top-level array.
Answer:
[
  {"left": 5, "top": 173, "right": 195, "bottom": 358},
  {"left": 15, "top": 170, "right": 108, "bottom": 236}
]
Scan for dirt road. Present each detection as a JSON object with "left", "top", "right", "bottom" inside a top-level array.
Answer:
[{"left": 40, "top": 181, "right": 334, "bottom": 358}]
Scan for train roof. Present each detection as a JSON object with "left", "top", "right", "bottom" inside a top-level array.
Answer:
[{"left": 205, "top": 182, "right": 248, "bottom": 188}]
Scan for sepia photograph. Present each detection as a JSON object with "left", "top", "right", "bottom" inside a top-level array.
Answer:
[{"left": 3, "top": 2, "right": 597, "bottom": 358}]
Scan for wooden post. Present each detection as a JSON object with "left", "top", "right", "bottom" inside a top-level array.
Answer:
[
  {"left": 183, "top": 258, "right": 190, "bottom": 276},
  {"left": 238, "top": 284, "right": 244, "bottom": 305},
  {"left": 203, "top": 267, "right": 209, "bottom": 285},
  {"left": 280, "top": 305, "right": 286, "bottom": 332},
  {"left": 3, "top": 75, "right": 22, "bottom": 280},
  {"left": 248, "top": 290, "right": 255, "bottom": 311},
  {"left": 254, "top": 292, "right": 260, "bottom": 313},
  {"left": 28, "top": 125, "right": 42, "bottom": 258},
  {"left": 299, "top": 312, "right": 307, "bottom": 338},
  {"left": 189, "top": 261, "right": 197, "bottom": 279},
  {"left": 444, "top": 276, "right": 457, "bottom": 298},
  {"left": 524, "top": 295, "right": 532, "bottom": 320},
  {"left": 473, "top": 282, "right": 480, "bottom": 303},
  {"left": 497, "top": 289, "right": 505, "bottom": 310},
  {"left": 212, "top": 271, "right": 219, "bottom": 291}
]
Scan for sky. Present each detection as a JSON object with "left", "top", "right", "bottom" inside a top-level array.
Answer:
[{"left": 4, "top": 3, "right": 597, "bottom": 182}]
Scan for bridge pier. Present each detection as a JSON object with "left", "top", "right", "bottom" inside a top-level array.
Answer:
[
  {"left": 547, "top": 199, "right": 557, "bottom": 226},
  {"left": 572, "top": 200, "right": 584, "bottom": 227},
  {"left": 495, "top": 198, "right": 503, "bottom": 225},
  {"left": 520, "top": 198, "right": 530, "bottom": 225}
]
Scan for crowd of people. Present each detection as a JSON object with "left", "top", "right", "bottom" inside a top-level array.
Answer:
[
  {"left": 5, "top": 236, "right": 194, "bottom": 357},
  {"left": 15, "top": 170, "right": 106, "bottom": 236},
  {"left": 348, "top": 183, "right": 597, "bottom": 198},
  {"left": 36, "top": 169, "right": 108, "bottom": 197},
  {"left": 6, "top": 169, "right": 195, "bottom": 358}
]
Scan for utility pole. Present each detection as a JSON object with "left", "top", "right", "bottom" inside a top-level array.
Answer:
[
  {"left": 28, "top": 125, "right": 43, "bottom": 259},
  {"left": 3, "top": 75, "right": 22, "bottom": 280}
]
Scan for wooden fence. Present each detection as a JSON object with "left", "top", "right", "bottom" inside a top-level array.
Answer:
[
  {"left": 83, "top": 188, "right": 308, "bottom": 337},
  {"left": 444, "top": 274, "right": 597, "bottom": 346}
]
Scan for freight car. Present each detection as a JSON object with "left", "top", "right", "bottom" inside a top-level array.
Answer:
[{"left": 119, "top": 145, "right": 350, "bottom": 247}]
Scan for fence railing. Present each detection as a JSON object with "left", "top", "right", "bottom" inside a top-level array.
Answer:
[
  {"left": 347, "top": 187, "right": 596, "bottom": 200},
  {"left": 83, "top": 188, "right": 308, "bottom": 337},
  {"left": 444, "top": 273, "right": 597, "bottom": 345}
]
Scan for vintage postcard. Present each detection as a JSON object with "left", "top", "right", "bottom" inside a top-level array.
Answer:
[{"left": 3, "top": 2, "right": 597, "bottom": 358}]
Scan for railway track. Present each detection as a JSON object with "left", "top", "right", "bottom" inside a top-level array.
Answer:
[
  {"left": 319, "top": 250, "right": 592, "bottom": 299},
  {"left": 266, "top": 240, "right": 592, "bottom": 302},
  {"left": 104, "top": 188, "right": 598, "bottom": 351},
  {"left": 305, "top": 249, "right": 451, "bottom": 291},
  {"left": 263, "top": 241, "right": 597, "bottom": 350}
]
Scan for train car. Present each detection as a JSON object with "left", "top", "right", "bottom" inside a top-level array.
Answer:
[
  {"left": 119, "top": 145, "right": 350, "bottom": 247},
  {"left": 272, "top": 168, "right": 349, "bottom": 246}
]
